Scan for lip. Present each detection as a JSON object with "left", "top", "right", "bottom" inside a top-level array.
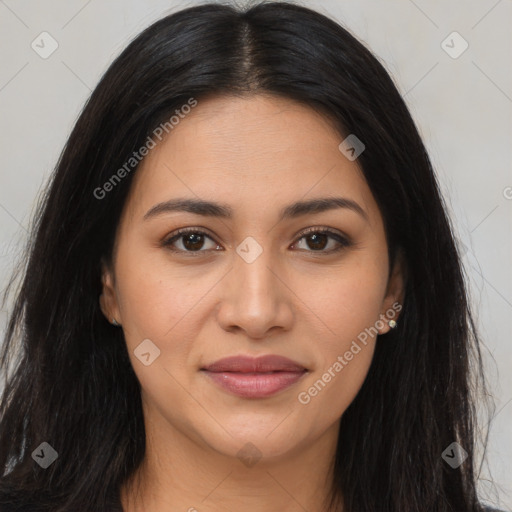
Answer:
[{"left": 201, "top": 355, "right": 308, "bottom": 398}]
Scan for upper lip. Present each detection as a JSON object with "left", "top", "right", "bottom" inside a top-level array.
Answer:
[{"left": 201, "top": 355, "right": 307, "bottom": 373}]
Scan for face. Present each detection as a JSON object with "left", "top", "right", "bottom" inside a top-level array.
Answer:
[{"left": 100, "top": 94, "right": 404, "bottom": 461}]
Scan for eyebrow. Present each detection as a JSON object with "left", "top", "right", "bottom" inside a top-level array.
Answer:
[{"left": 143, "top": 196, "right": 369, "bottom": 223}]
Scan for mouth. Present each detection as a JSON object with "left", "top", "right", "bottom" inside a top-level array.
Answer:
[{"left": 200, "top": 354, "right": 308, "bottom": 399}]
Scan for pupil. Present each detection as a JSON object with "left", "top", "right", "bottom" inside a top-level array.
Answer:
[
  {"left": 183, "top": 233, "right": 204, "bottom": 251},
  {"left": 308, "top": 233, "right": 327, "bottom": 250}
]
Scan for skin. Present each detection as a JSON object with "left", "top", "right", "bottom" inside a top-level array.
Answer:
[{"left": 100, "top": 94, "right": 405, "bottom": 512}]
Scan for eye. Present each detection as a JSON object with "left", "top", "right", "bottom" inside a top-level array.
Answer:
[
  {"left": 291, "top": 227, "right": 352, "bottom": 253},
  {"left": 162, "top": 228, "right": 221, "bottom": 254}
]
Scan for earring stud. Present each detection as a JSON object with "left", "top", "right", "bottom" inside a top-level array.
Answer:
[
  {"left": 388, "top": 319, "right": 397, "bottom": 329},
  {"left": 111, "top": 318, "right": 120, "bottom": 326}
]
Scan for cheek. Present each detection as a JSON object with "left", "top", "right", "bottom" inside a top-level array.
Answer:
[
  {"left": 301, "top": 254, "right": 388, "bottom": 342},
  {"left": 298, "top": 344, "right": 375, "bottom": 425},
  {"left": 293, "top": 258, "right": 386, "bottom": 413},
  {"left": 114, "top": 255, "right": 207, "bottom": 405},
  {"left": 115, "top": 245, "right": 215, "bottom": 342},
  {"left": 296, "top": 288, "right": 379, "bottom": 423}
]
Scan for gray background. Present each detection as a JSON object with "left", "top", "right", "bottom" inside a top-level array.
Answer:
[{"left": 0, "top": 0, "right": 510, "bottom": 509}]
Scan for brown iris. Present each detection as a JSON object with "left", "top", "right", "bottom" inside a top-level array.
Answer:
[
  {"left": 305, "top": 233, "right": 329, "bottom": 250},
  {"left": 182, "top": 233, "right": 205, "bottom": 251}
]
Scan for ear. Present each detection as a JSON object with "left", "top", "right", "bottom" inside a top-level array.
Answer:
[
  {"left": 378, "top": 248, "right": 406, "bottom": 335},
  {"left": 99, "top": 258, "right": 121, "bottom": 325}
]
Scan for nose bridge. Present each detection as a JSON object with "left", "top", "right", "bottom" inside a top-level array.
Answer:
[
  {"left": 233, "top": 237, "right": 278, "bottom": 309},
  {"left": 217, "top": 236, "right": 292, "bottom": 337}
]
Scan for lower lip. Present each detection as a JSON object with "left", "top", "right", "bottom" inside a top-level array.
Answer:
[{"left": 201, "top": 370, "right": 307, "bottom": 398}]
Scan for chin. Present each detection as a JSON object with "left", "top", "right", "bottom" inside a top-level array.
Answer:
[{"left": 195, "top": 415, "right": 310, "bottom": 461}]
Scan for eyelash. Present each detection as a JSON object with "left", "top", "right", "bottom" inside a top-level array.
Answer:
[{"left": 161, "top": 226, "right": 353, "bottom": 256}]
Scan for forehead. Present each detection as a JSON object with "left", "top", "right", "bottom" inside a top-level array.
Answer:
[{"left": 122, "top": 94, "right": 380, "bottom": 227}]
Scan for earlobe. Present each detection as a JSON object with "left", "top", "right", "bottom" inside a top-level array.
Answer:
[{"left": 379, "top": 248, "right": 407, "bottom": 334}]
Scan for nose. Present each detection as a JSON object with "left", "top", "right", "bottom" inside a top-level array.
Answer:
[{"left": 216, "top": 243, "right": 294, "bottom": 340}]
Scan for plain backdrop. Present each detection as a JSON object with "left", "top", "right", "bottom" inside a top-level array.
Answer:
[{"left": 0, "top": 0, "right": 511, "bottom": 509}]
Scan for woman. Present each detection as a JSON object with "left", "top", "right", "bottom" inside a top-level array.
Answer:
[{"left": 0, "top": 1, "right": 502, "bottom": 511}]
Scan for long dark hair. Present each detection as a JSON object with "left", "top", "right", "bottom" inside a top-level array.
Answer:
[{"left": 0, "top": 1, "right": 493, "bottom": 511}]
